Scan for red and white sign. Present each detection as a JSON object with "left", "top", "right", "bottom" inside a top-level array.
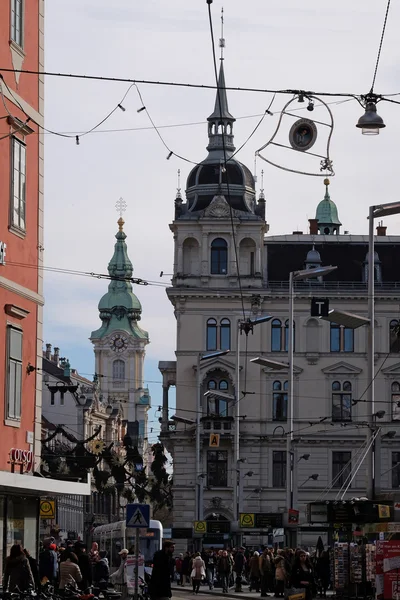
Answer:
[
  {"left": 9, "top": 448, "right": 34, "bottom": 473},
  {"left": 394, "top": 502, "right": 400, "bottom": 511},
  {"left": 126, "top": 554, "right": 144, "bottom": 592},
  {"left": 383, "top": 541, "right": 400, "bottom": 600}
]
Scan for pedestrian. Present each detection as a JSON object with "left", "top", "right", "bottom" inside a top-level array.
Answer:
[
  {"left": 74, "top": 542, "right": 92, "bottom": 590},
  {"left": 234, "top": 547, "right": 246, "bottom": 593},
  {"left": 259, "top": 548, "right": 271, "bottom": 597},
  {"left": 59, "top": 552, "right": 82, "bottom": 590},
  {"left": 191, "top": 552, "right": 206, "bottom": 594},
  {"left": 24, "top": 549, "right": 39, "bottom": 590},
  {"left": 93, "top": 550, "right": 110, "bottom": 589},
  {"left": 249, "top": 551, "right": 261, "bottom": 592},
  {"left": 182, "top": 552, "right": 191, "bottom": 587},
  {"left": 315, "top": 550, "right": 330, "bottom": 598},
  {"left": 175, "top": 553, "right": 184, "bottom": 586},
  {"left": 3, "top": 544, "right": 35, "bottom": 592},
  {"left": 39, "top": 542, "right": 58, "bottom": 584},
  {"left": 274, "top": 553, "right": 286, "bottom": 598},
  {"left": 217, "top": 550, "right": 232, "bottom": 594},
  {"left": 205, "top": 549, "right": 216, "bottom": 590},
  {"left": 290, "top": 550, "right": 315, "bottom": 600},
  {"left": 110, "top": 548, "right": 128, "bottom": 588},
  {"left": 149, "top": 541, "right": 175, "bottom": 600}
]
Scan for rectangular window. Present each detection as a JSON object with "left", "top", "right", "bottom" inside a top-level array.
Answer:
[
  {"left": 392, "top": 452, "right": 400, "bottom": 488},
  {"left": 10, "top": 0, "right": 24, "bottom": 47},
  {"left": 272, "top": 451, "right": 286, "bottom": 487},
  {"left": 6, "top": 326, "right": 23, "bottom": 419},
  {"left": 332, "top": 381, "right": 352, "bottom": 422},
  {"left": 207, "top": 451, "right": 227, "bottom": 487},
  {"left": 332, "top": 451, "right": 351, "bottom": 488},
  {"left": 273, "top": 387, "right": 287, "bottom": 421},
  {"left": 250, "top": 252, "right": 255, "bottom": 276},
  {"left": 330, "top": 324, "right": 354, "bottom": 352},
  {"left": 11, "top": 138, "right": 26, "bottom": 231}
]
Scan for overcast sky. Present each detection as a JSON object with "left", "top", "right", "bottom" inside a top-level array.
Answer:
[{"left": 43, "top": 0, "right": 400, "bottom": 442}]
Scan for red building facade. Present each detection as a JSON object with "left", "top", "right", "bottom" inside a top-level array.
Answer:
[{"left": 0, "top": 1, "right": 90, "bottom": 576}]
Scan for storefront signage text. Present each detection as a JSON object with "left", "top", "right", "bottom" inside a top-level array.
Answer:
[
  {"left": 0, "top": 242, "right": 6, "bottom": 265},
  {"left": 9, "top": 448, "right": 34, "bottom": 473}
]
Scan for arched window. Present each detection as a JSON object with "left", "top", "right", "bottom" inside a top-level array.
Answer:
[
  {"left": 208, "top": 380, "right": 217, "bottom": 390},
  {"left": 219, "top": 380, "right": 228, "bottom": 390},
  {"left": 271, "top": 319, "right": 282, "bottom": 352},
  {"left": 206, "top": 318, "right": 217, "bottom": 351},
  {"left": 220, "top": 319, "right": 231, "bottom": 351},
  {"left": 330, "top": 322, "right": 354, "bottom": 352},
  {"left": 211, "top": 238, "right": 228, "bottom": 274},
  {"left": 284, "top": 320, "right": 295, "bottom": 352},
  {"left": 392, "top": 382, "right": 400, "bottom": 421},
  {"left": 390, "top": 320, "right": 400, "bottom": 353},
  {"left": 332, "top": 380, "right": 352, "bottom": 422},
  {"left": 273, "top": 381, "right": 288, "bottom": 421},
  {"left": 113, "top": 359, "right": 125, "bottom": 384}
]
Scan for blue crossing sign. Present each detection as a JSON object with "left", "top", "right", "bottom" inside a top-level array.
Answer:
[{"left": 126, "top": 503, "right": 150, "bottom": 528}]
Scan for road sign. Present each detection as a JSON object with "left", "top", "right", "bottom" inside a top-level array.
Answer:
[
  {"left": 311, "top": 297, "right": 329, "bottom": 317},
  {"left": 194, "top": 520, "right": 207, "bottom": 534},
  {"left": 209, "top": 433, "right": 220, "bottom": 447},
  {"left": 240, "top": 513, "right": 255, "bottom": 528},
  {"left": 126, "top": 504, "right": 150, "bottom": 528},
  {"left": 40, "top": 499, "right": 55, "bottom": 519}
]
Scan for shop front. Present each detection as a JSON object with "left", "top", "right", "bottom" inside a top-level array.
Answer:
[{"left": 0, "top": 470, "right": 91, "bottom": 580}]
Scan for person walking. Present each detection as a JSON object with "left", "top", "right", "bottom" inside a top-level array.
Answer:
[
  {"left": 110, "top": 548, "right": 128, "bottom": 598},
  {"left": 234, "top": 547, "right": 246, "bottom": 593},
  {"left": 74, "top": 542, "right": 92, "bottom": 591},
  {"left": 93, "top": 550, "right": 110, "bottom": 589},
  {"left": 205, "top": 549, "right": 216, "bottom": 590},
  {"left": 249, "top": 551, "right": 261, "bottom": 593},
  {"left": 39, "top": 542, "right": 58, "bottom": 585},
  {"left": 217, "top": 550, "right": 232, "bottom": 594},
  {"left": 175, "top": 553, "right": 184, "bottom": 586},
  {"left": 3, "top": 544, "right": 35, "bottom": 592},
  {"left": 274, "top": 554, "right": 286, "bottom": 598},
  {"left": 59, "top": 552, "right": 83, "bottom": 590},
  {"left": 149, "top": 541, "right": 175, "bottom": 600},
  {"left": 290, "top": 550, "right": 315, "bottom": 600},
  {"left": 259, "top": 549, "right": 271, "bottom": 598},
  {"left": 191, "top": 552, "right": 205, "bottom": 594},
  {"left": 181, "top": 552, "right": 191, "bottom": 587}
]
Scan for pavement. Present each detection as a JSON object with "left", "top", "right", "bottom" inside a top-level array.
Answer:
[{"left": 172, "top": 586, "right": 336, "bottom": 600}]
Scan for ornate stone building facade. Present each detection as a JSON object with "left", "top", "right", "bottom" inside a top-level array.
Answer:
[{"left": 160, "top": 58, "right": 400, "bottom": 548}]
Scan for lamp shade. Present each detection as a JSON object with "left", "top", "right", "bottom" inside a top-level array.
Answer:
[{"left": 356, "top": 102, "right": 386, "bottom": 135}]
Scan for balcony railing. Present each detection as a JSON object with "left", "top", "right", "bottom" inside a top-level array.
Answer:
[{"left": 268, "top": 280, "right": 400, "bottom": 293}]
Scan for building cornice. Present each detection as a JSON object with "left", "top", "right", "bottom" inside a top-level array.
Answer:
[{"left": 0, "top": 275, "right": 44, "bottom": 306}]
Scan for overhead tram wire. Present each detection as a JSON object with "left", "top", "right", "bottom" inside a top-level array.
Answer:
[
  {"left": 1, "top": 66, "right": 394, "bottom": 100},
  {"left": 370, "top": 0, "right": 392, "bottom": 94}
]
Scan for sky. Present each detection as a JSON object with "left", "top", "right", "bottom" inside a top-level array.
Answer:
[{"left": 43, "top": 0, "right": 400, "bottom": 443}]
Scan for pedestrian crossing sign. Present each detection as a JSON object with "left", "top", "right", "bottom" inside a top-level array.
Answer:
[
  {"left": 194, "top": 521, "right": 207, "bottom": 534},
  {"left": 240, "top": 513, "right": 255, "bottom": 528},
  {"left": 209, "top": 433, "right": 220, "bottom": 447},
  {"left": 126, "top": 504, "right": 150, "bottom": 528}
]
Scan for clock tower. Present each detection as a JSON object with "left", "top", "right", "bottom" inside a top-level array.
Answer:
[{"left": 90, "top": 216, "right": 150, "bottom": 457}]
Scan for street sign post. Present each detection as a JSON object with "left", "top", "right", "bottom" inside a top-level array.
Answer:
[
  {"left": 126, "top": 504, "right": 150, "bottom": 600},
  {"left": 311, "top": 297, "right": 329, "bottom": 317}
]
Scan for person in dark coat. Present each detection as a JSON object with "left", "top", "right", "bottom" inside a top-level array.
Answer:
[
  {"left": 149, "top": 541, "right": 175, "bottom": 600},
  {"left": 39, "top": 543, "right": 58, "bottom": 584},
  {"left": 3, "top": 544, "right": 35, "bottom": 592},
  {"left": 24, "top": 549, "right": 39, "bottom": 590},
  {"left": 182, "top": 551, "right": 191, "bottom": 587},
  {"left": 234, "top": 547, "right": 246, "bottom": 593},
  {"left": 290, "top": 550, "right": 315, "bottom": 600},
  {"left": 93, "top": 551, "right": 110, "bottom": 589},
  {"left": 74, "top": 542, "right": 92, "bottom": 590}
]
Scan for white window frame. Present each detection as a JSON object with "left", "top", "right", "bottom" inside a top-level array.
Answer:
[
  {"left": 10, "top": 0, "right": 24, "bottom": 48},
  {"left": 11, "top": 137, "right": 26, "bottom": 232},
  {"left": 6, "top": 326, "right": 23, "bottom": 420}
]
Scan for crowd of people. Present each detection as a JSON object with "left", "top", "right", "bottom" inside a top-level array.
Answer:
[
  {"left": 170, "top": 546, "right": 331, "bottom": 597},
  {"left": 2, "top": 539, "right": 129, "bottom": 594}
]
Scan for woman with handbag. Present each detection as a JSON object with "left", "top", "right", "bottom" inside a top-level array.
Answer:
[
  {"left": 191, "top": 552, "right": 206, "bottom": 594},
  {"left": 290, "top": 550, "right": 315, "bottom": 600}
]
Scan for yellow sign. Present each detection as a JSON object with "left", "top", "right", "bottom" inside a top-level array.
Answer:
[
  {"left": 240, "top": 513, "right": 255, "bottom": 528},
  {"left": 378, "top": 504, "right": 391, "bottom": 519},
  {"left": 40, "top": 499, "right": 55, "bottom": 519},
  {"left": 209, "top": 433, "right": 220, "bottom": 447},
  {"left": 194, "top": 521, "right": 207, "bottom": 534}
]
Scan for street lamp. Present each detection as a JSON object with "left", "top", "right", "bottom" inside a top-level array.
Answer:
[
  {"left": 196, "top": 349, "right": 230, "bottom": 521},
  {"left": 298, "top": 453, "right": 310, "bottom": 462},
  {"left": 367, "top": 202, "right": 400, "bottom": 497},
  {"left": 299, "top": 474, "right": 319, "bottom": 488},
  {"left": 356, "top": 98, "right": 386, "bottom": 135}
]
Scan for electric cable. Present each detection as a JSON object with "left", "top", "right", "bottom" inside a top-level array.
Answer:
[{"left": 370, "top": 0, "right": 392, "bottom": 93}]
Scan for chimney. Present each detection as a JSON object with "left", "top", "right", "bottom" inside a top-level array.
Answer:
[
  {"left": 53, "top": 347, "right": 60, "bottom": 366},
  {"left": 376, "top": 221, "right": 387, "bottom": 236},
  {"left": 309, "top": 219, "right": 319, "bottom": 235},
  {"left": 45, "top": 343, "right": 52, "bottom": 360}
]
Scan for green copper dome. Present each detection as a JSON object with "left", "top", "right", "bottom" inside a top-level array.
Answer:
[
  {"left": 315, "top": 179, "right": 341, "bottom": 235},
  {"left": 91, "top": 218, "right": 148, "bottom": 341}
]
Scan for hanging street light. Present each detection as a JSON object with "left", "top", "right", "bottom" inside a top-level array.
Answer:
[{"left": 356, "top": 96, "right": 386, "bottom": 135}]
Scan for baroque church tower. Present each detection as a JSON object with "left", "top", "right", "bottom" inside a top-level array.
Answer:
[
  {"left": 91, "top": 216, "right": 151, "bottom": 459},
  {"left": 161, "top": 50, "right": 269, "bottom": 530}
]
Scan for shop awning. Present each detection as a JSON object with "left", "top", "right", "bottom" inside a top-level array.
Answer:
[{"left": 0, "top": 472, "right": 91, "bottom": 496}]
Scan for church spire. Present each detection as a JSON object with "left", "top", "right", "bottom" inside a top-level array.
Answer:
[{"left": 90, "top": 211, "right": 148, "bottom": 342}]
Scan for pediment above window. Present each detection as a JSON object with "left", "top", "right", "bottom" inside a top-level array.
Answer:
[
  {"left": 382, "top": 362, "right": 400, "bottom": 377},
  {"left": 322, "top": 361, "right": 362, "bottom": 375}
]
